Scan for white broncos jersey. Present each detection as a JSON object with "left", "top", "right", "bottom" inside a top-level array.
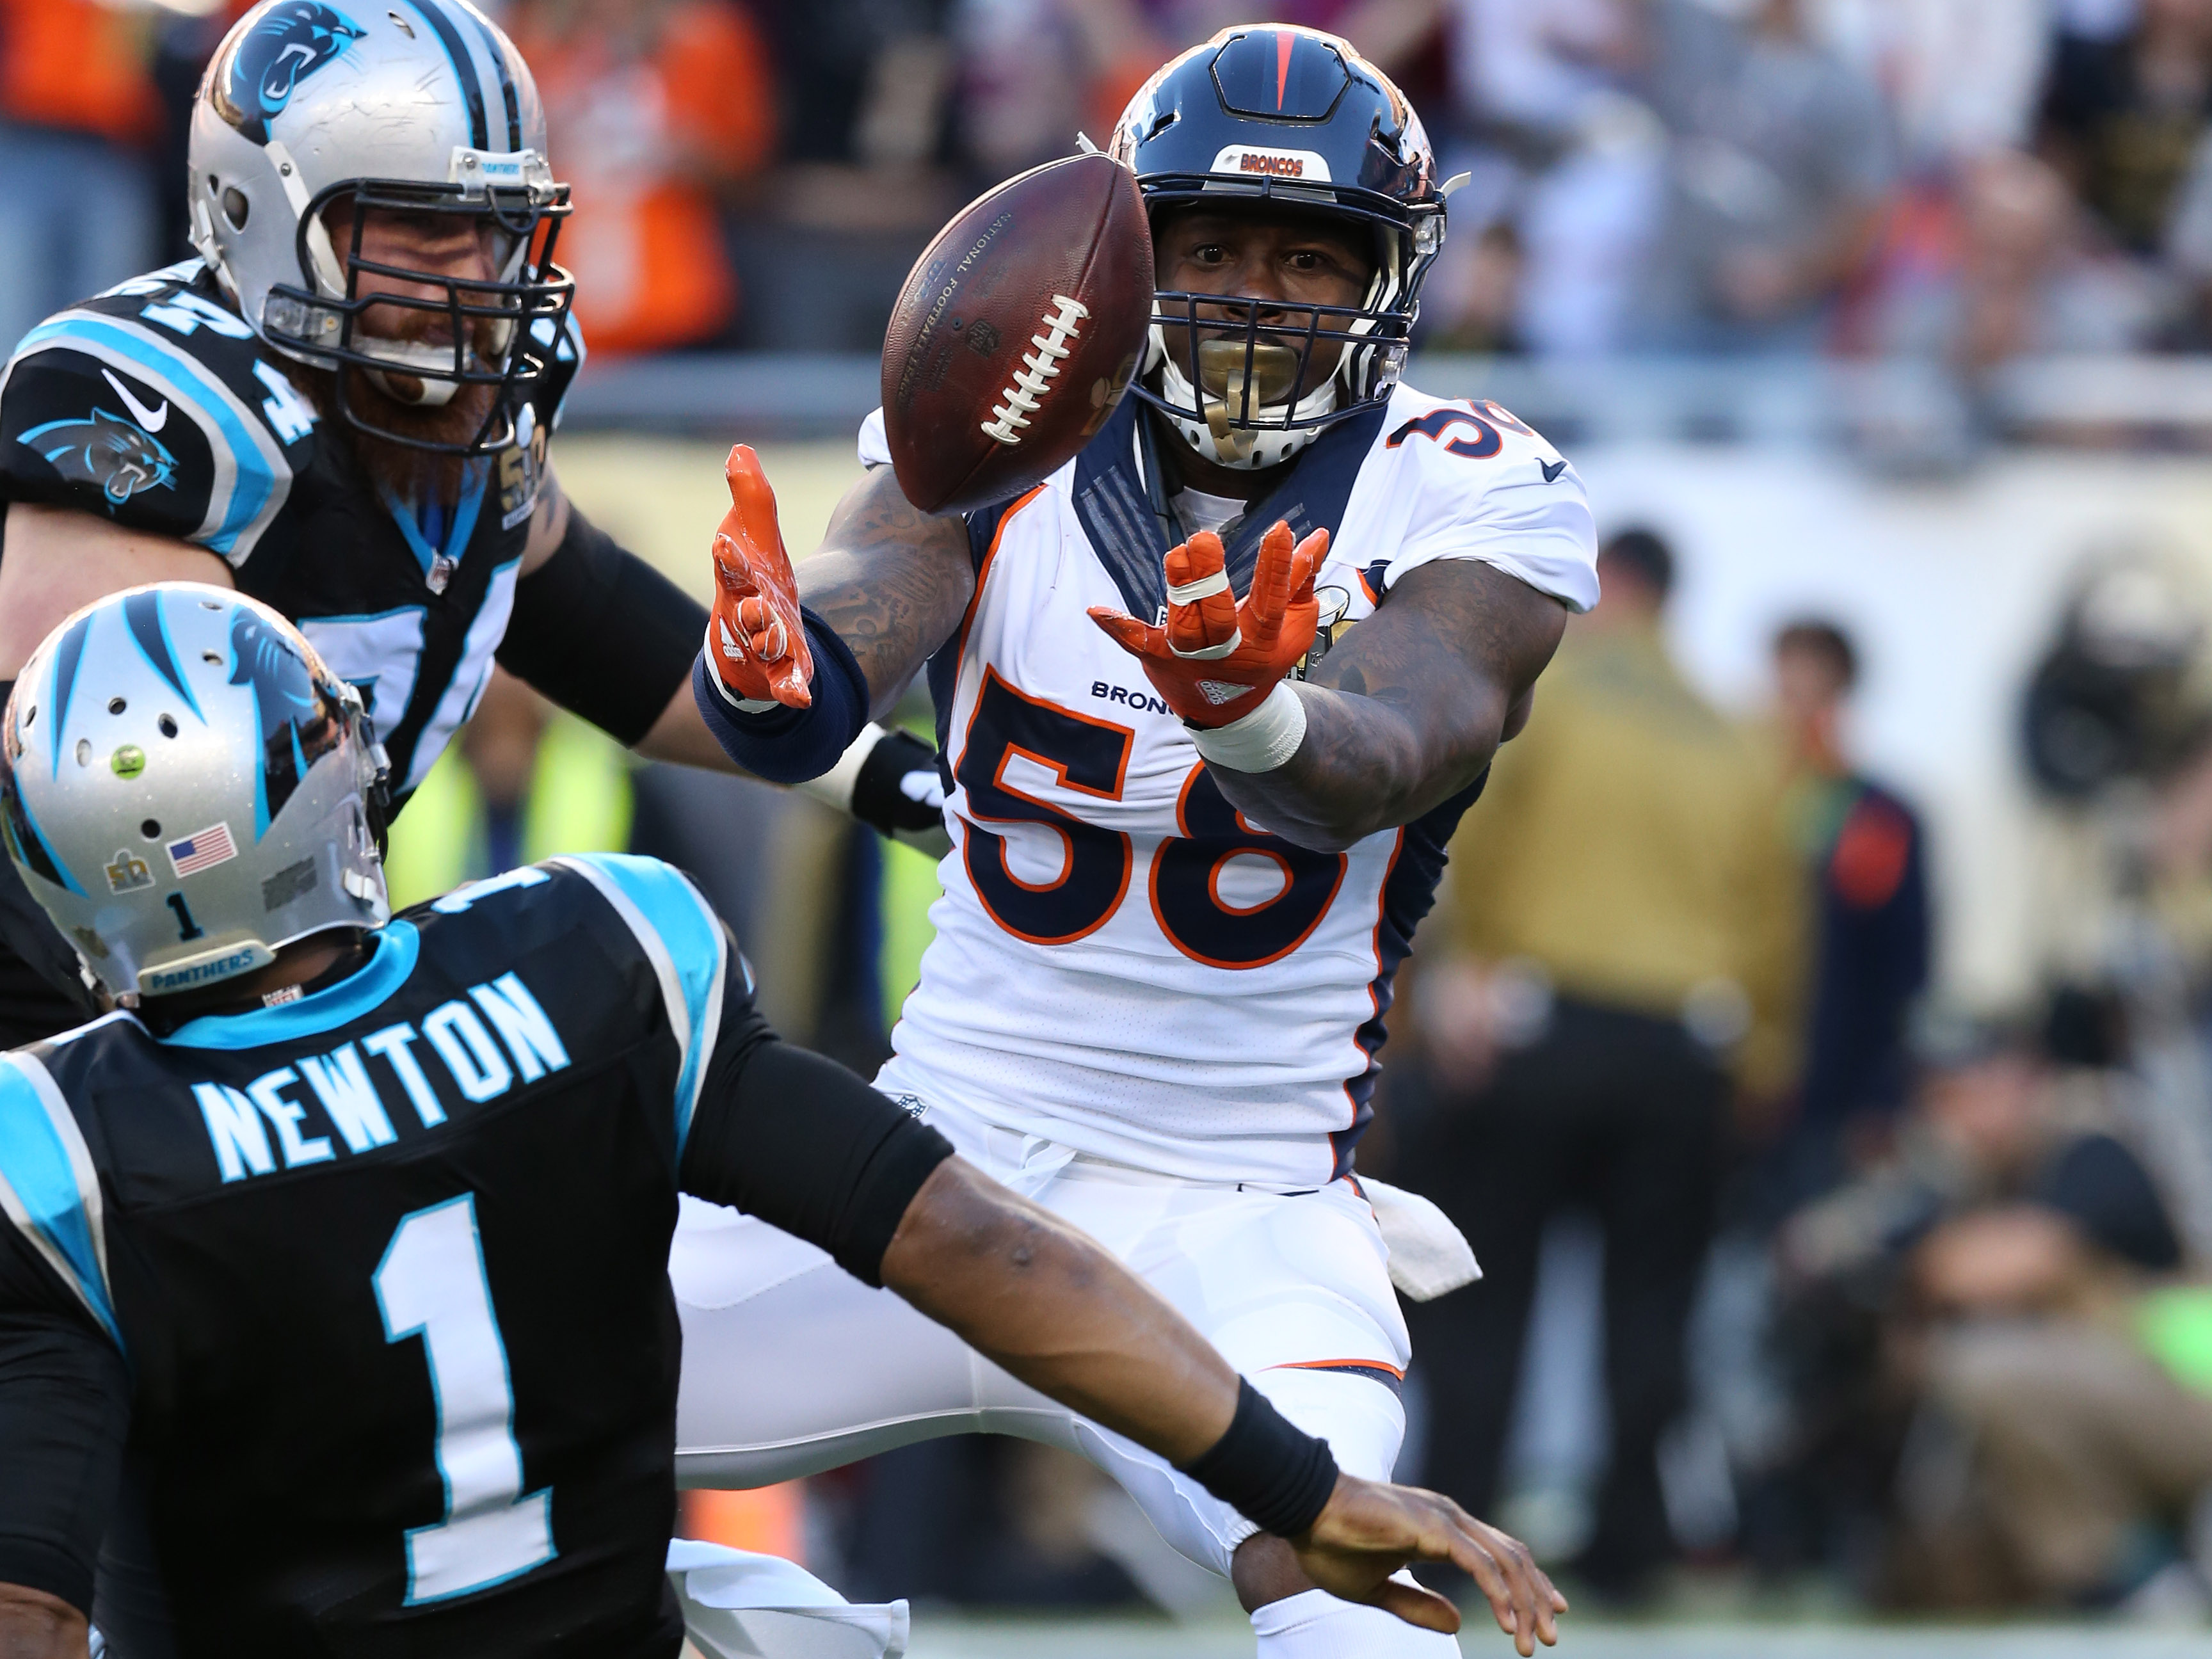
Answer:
[{"left": 859, "top": 385, "right": 1598, "bottom": 1187}]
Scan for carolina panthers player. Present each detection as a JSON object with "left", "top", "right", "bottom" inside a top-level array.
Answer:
[
  {"left": 0, "top": 586, "right": 1551, "bottom": 1658},
  {"left": 679, "top": 26, "right": 1591, "bottom": 1659},
  {"left": 0, "top": 0, "right": 939, "bottom": 1051}
]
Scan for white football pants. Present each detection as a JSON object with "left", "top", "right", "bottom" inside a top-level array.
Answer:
[{"left": 671, "top": 1091, "right": 1432, "bottom": 1629}]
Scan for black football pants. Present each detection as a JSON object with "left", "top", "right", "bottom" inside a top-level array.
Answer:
[{"left": 1402, "top": 995, "right": 1727, "bottom": 1592}]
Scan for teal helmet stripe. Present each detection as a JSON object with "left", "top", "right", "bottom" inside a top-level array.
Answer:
[
  {"left": 397, "top": 0, "right": 490, "bottom": 151},
  {"left": 122, "top": 589, "right": 205, "bottom": 725},
  {"left": 2, "top": 766, "right": 83, "bottom": 896},
  {"left": 44, "top": 611, "right": 92, "bottom": 776}
]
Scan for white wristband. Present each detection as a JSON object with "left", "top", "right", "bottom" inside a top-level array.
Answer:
[{"left": 1189, "top": 681, "right": 1308, "bottom": 773}]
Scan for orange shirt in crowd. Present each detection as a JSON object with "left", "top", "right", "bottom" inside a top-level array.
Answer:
[
  {"left": 0, "top": 0, "right": 159, "bottom": 146},
  {"left": 508, "top": 0, "right": 776, "bottom": 355}
]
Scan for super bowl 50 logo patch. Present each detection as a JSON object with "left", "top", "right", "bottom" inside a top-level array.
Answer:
[
  {"left": 497, "top": 417, "right": 549, "bottom": 531},
  {"left": 212, "top": 2, "right": 367, "bottom": 143},
  {"left": 104, "top": 849, "right": 154, "bottom": 894},
  {"left": 19, "top": 409, "right": 177, "bottom": 506}
]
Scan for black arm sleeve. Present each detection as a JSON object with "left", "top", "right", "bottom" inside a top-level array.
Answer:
[
  {"left": 497, "top": 506, "right": 707, "bottom": 746},
  {"left": 0, "top": 1227, "right": 129, "bottom": 1614},
  {"left": 678, "top": 970, "right": 953, "bottom": 1288}
]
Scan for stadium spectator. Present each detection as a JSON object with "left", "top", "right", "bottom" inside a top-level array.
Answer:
[
  {"left": 953, "top": 1, "right": 1445, "bottom": 184},
  {"left": 1850, "top": 146, "right": 2174, "bottom": 365},
  {"left": 1631, "top": 0, "right": 1897, "bottom": 350},
  {"left": 505, "top": 0, "right": 776, "bottom": 353},
  {"left": 1419, "top": 0, "right": 1663, "bottom": 356},
  {"left": 1404, "top": 527, "right": 1804, "bottom": 1598},
  {"left": 953, "top": 0, "right": 1162, "bottom": 179},
  {"left": 2040, "top": 0, "right": 2212, "bottom": 258},
  {"left": 1818, "top": 0, "right": 2053, "bottom": 173},
  {"left": 0, "top": 0, "right": 160, "bottom": 354},
  {"left": 1766, "top": 618, "right": 1931, "bottom": 1206},
  {"left": 767, "top": 0, "right": 954, "bottom": 168},
  {"left": 1769, "top": 1015, "right": 2199, "bottom": 1608}
]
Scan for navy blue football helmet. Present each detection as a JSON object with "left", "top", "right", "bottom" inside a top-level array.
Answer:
[{"left": 1109, "top": 25, "right": 1446, "bottom": 469}]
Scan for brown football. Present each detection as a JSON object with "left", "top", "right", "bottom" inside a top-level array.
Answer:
[{"left": 881, "top": 153, "right": 1153, "bottom": 517}]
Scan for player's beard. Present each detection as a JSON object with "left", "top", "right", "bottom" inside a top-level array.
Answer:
[
  {"left": 331, "top": 371, "right": 501, "bottom": 504},
  {"left": 289, "top": 316, "right": 510, "bottom": 504}
]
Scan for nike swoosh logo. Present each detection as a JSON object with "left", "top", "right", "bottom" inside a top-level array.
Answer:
[
  {"left": 1540, "top": 458, "right": 1567, "bottom": 483},
  {"left": 101, "top": 368, "right": 168, "bottom": 433}
]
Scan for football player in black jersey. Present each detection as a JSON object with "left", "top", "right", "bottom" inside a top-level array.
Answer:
[
  {"left": 0, "top": 0, "right": 940, "bottom": 1051},
  {"left": 0, "top": 586, "right": 1558, "bottom": 1658}
]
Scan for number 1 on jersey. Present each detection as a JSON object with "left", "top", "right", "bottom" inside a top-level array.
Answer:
[{"left": 373, "top": 1194, "right": 556, "bottom": 1603}]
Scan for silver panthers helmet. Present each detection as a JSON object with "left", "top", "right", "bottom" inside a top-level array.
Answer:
[
  {"left": 0, "top": 584, "right": 391, "bottom": 1006},
  {"left": 186, "top": 0, "right": 573, "bottom": 454}
]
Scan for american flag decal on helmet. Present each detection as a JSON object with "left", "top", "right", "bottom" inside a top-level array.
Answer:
[{"left": 168, "top": 822, "right": 239, "bottom": 879}]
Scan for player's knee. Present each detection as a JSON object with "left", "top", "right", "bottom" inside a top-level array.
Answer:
[{"left": 1231, "top": 1532, "right": 1313, "bottom": 1612}]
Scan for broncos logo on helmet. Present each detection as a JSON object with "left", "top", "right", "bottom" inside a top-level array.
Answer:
[
  {"left": 215, "top": 1, "right": 367, "bottom": 143},
  {"left": 19, "top": 410, "right": 179, "bottom": 507},
  {"left": 228, "top": 609, "right": 348, "bottom": 834}
]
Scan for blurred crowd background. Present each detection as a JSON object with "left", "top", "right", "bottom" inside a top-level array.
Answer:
[
  {"left": 42, "top": 0, "right": 2212, "bottom": 366},
  {"left": 18, "top": 0, "right": 2212, "bottom": 1631}
]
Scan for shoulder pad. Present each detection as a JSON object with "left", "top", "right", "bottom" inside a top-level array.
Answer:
[
  {"left": 0, "top": 262, "right": 310, "bottom": 564},
  {"left": 1366, "top": 387, "right": 1599, "bottom": 613},
  {"left": 529, "top": 312, "right": 586, "bottom": 433}
]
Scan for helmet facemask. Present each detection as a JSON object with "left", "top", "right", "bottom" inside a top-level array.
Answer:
[
  {"left": 1134, "top": 188, "right": 1440, "bottom": 470},
  {"left": 262, "top": 170, "right": 575, "bottom": 455}
]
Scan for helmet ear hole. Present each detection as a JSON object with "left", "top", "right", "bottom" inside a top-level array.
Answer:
[{"left": 221, "top": 187, "right": 250, "bottom": 231}]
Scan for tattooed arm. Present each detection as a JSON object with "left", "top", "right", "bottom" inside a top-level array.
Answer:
[
  {"left": 793, "top": 463, "right": 978, "bottom": 719},
  {"left": 1209, "top": 561, "right": 1568, "bottom": 854}
]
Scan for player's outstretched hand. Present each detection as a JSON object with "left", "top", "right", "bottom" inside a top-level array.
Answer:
[
  {"left": 705, "top": 444, "right": 814, "bottom": 710},
  {"left": 1087, "top": 520, "right": 1326, "bottom": 728},
  {"left": 1292, "top": 1473, "right": 1566, "bottom": 1654}
]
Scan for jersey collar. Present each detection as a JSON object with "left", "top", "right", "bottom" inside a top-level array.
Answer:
[
  {"left": 380, "top": 465, "right": 490, "bottom": 593},
  {"left": 1072, "top": 394, "right": 1388, "bottom": 621},
  {"left": 158, "top": 920, "right": 420, "bottom": 1050}
]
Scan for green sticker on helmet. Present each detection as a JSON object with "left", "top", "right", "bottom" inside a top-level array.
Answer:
[{"left": 111, "top": 744, "right": 145, "bottom": 779}]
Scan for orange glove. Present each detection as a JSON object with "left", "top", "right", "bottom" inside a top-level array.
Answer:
[
  {"left": 1087, "top": 521, "right": 1327, "bottom": 728},
  {"left": 705, "top": 444, "right": 813, "bottom": 710}
]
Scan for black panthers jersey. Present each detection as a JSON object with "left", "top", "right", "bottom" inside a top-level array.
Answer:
[
  {"left": 0, "top": 258, "right": 589, "bottom": 1044},
  {"left": 0, "top": 256, "right": 578, "bottom": 800},
  {"left": 0, "top": 855, "right": 772, "bottom": 1657}
]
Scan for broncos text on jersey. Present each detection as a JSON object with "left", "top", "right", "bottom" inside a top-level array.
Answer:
[
  {"left": 857, "top": 385, "right": 1598, "bottom": 1187},
  {"left": 0, "top": 257, "right": 582, "bottom": 799}
]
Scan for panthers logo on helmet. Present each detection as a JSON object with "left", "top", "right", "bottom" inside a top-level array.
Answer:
[
  {"left": 19, "top": 410, "right": 179, "bottom": 507},
  {"left": 228, "top": 608, "right": 347, "bottom": 835},
  {"left": 215, "top": 1, "right": 368, "bottom": 143}
]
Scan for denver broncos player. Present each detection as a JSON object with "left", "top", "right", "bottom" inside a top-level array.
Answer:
[
  {"left": 0, "top": 588, "right": 1548, "bottom": 1658},
  {"left": 680, "top": 26, "right": 1591, "bottom": 1659},
  {"left": 0, "top": 0, "right": 938, "bottom": 1051}
]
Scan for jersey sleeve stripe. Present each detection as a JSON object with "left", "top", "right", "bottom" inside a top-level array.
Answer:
[
  {"left": 0, "top": 1055, "right": 120, "bottom": 1346},
  {"left": 3, "top": 312, "right": 293, "bottom": 561},
  {"left": 552, "top": 854, "right": 728, "bottom": 1156}
]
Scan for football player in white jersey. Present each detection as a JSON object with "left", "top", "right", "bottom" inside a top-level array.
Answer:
[{"left": 680, "top": 25, "right": 1593, "bottom": 1658}]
